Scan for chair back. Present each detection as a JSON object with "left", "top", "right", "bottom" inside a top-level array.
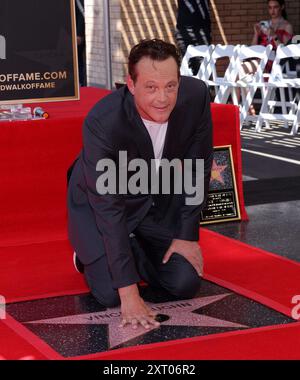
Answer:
[
  {"left": 180, "top": 44, "right": 215, "bottom": 81},
  {"left": 210, "top": 44, "right": 240, "bottom": 84},
  {"left": 237, "top": 44, "right": 273, "bottom": 84},
  {"left": 270, "top": 44, "right": 300, "bottom": 82}
]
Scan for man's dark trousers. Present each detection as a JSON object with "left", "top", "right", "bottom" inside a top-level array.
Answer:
[{"left": 75, "top": 205, "right": 202, "bottom": 307}]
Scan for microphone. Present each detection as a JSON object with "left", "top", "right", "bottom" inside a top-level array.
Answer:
[{"left": 33, "top": 107, "right": 49, "bottom": 119}]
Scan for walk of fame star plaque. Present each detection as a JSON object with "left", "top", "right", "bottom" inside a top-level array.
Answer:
[
  {"left": 200, "top": 145, "right": 241, "bottom": 225},
  {"left": 6, "top": 280, "right": 295, "bottom": 358}
]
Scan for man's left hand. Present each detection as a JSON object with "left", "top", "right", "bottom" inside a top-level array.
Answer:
[{"left": 163, "top": 239, "right": 203, "bottom": 277}]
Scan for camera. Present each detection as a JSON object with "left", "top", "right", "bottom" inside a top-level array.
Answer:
[{"left": 259, "top": 20, "right": 271, "bottom": 33}]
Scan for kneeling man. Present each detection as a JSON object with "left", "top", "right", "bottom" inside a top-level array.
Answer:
[{"left": 67, "top": 39, "right": 213, "bottom": 330}]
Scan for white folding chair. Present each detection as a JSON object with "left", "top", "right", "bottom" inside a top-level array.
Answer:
[
  {"left": 281, "top": 56, "right": 300, "bottom": 102},
  {"left": 208, "top": 44, "right": 241, "bottom": 104},
  {"left": 210, "top": 45, "right": 272, "bottom": 129},
  {"left": 256, "top": 44, "right": 300, "bottom": 135},
  {"left": 180, "top": 44, "right": 215, "bottom": 82},
  {"left": 234, "top": 44, "right": 273, "bottom": 129}
]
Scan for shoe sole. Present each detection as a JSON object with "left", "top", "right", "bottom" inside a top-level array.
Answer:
[{"left": 73, "top": 252, "right": 83, "bottom": 273}]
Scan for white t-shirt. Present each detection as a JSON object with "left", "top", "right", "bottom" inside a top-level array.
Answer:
[{"left": 142, "top": 118, "right": 168, "bottom": 170}]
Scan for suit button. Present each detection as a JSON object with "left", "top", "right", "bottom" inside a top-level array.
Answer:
[{"left": 152, "top": 202, "right": 155, "bottom": 207}]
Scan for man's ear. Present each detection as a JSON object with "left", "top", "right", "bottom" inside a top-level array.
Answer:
[{"left": 126, "top": 75, "right": 135, "bottom": 95}]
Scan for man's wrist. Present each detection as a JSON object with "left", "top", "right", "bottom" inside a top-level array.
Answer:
[
  {"left": 118, "top": 283, "right": 140, "bottom": 301},
  {"left": 172, "top": 238, "right": 197, "bottom": 244}
]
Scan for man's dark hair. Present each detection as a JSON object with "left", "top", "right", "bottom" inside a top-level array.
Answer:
[{"left": 128, "top": 39, "right": 181, "bottom": 82}]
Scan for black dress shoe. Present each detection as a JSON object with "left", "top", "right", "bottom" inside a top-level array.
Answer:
[{"left": 73, "top": 252, "right": 84, "bottom": 274}]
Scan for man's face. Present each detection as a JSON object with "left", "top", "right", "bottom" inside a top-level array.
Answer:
[{"left": 127, "top": 57, "right": 180, "bottom": 123}]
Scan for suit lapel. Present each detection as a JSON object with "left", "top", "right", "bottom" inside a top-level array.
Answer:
[
  {"left": 162, "top": 104, "right": 183, "bottom": 160},
  {"left": 123, "top": 88, "right": 155, "bottom": 165}
]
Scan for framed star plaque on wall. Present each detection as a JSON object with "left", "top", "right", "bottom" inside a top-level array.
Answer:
[
  {"left": 200, "top": 145, "right": 241, "bottom": 225},
  {"left": 0, "top": 0, "right": 79, "bottom": 104}
]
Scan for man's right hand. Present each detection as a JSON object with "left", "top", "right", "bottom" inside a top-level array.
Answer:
[{"left": 118, "top": 284, "right": 160, "bottom": 330}]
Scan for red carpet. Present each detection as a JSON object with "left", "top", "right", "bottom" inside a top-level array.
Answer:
[
  {"left": 0, "top": 88, "right": 299, "bottom": 359},
  {"left": 0, "top": 240, "right": 88, "bottom": 304},
  {"left": 0, "top": 320, "right": 48, "bottom": 360},
  {"left": 1, "top": 231, "right": 300, "bottom": 360}
]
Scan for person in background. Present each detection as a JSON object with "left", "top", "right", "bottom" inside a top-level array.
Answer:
[
  {"left": 75, "top": 0, "right": 86, "bottom": 86},
  {"left": 175, "top": 0, "right": 211, "bottom": 75},
  {"left": 242, "top": 0, "right": 293, "bottom": 114},
  {"left": 252, "top": 0, "right": 293, "bottom": 49},
  {"left": 252, "top": 0, "right": 293, "bottom": 73}
]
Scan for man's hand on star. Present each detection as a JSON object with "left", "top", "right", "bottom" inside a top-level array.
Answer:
[
  {"left": 118, "top": 284, "right": 161, "bottom": 330},
  {"left": 163, "top": 239, "right": 204, "bottom": 277}
]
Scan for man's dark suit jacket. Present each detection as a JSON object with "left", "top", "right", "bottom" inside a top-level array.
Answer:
[{"left": 67, "top": 76, "right": 213, "bottom": 289}]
